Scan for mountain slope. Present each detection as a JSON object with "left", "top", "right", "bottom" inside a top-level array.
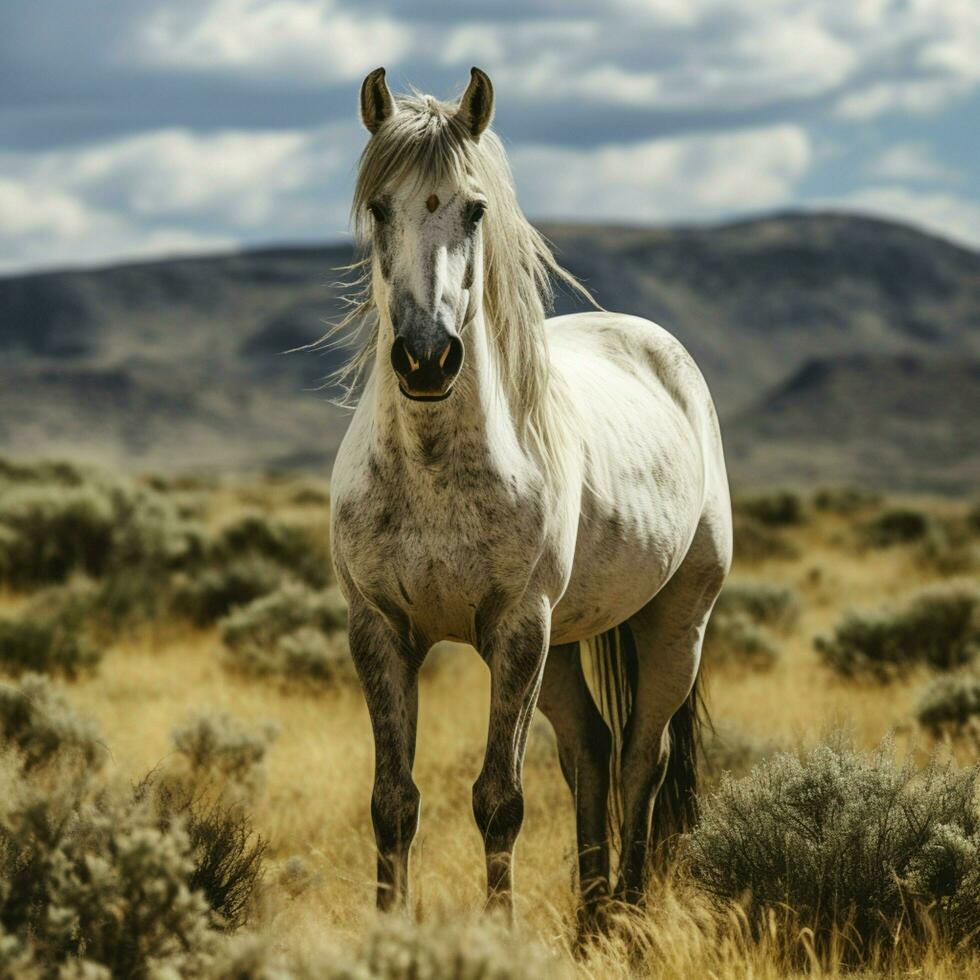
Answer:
[
  {"left": 727, "top": 353, "right": 980, "bottom": 493},
  {"left": 1, "top": 212, "right": 977, "bottom": 488}
]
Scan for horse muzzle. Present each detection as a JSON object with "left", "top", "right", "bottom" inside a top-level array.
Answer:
[{"left": 390, "top": 333, "right": 464, "bottom": 401}]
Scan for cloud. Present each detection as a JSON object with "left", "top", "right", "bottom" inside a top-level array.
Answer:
[
  {"left": 0, "top": 123, "right": 361, "bottom": 273},
  {"left": 0, "top": 174, "right": 235, "bottom": 273},
  {"left": 511, "top": 125, "right": 812, "bottom": 222},
  {"left": 834, "top": 78, "right": 973, "bottom": 120},
  {"left": 132, "top": 0, "right": 411, "bottom": 83},
  {"left": 867, "top": 143, "right": 960, "bottom": 183}
]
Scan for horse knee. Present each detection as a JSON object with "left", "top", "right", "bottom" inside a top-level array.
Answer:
[
  {"left": 472, "top": 773, "right": 524, "bottom": 853},
  {"left": 371, "top": 779, "right": 420, "bottom": 856}
]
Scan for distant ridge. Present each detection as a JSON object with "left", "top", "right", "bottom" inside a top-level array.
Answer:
[{"left": 1, "top": 212, "right": 977, "bottom": 490}]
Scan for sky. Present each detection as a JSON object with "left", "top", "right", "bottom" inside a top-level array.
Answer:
[{"left": 1, "top": 0, "right": 978, "bottom": 274}]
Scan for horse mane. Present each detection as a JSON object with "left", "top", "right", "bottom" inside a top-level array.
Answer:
[{"left": 324, "top": 88, "right": 594, "bottom": 480}]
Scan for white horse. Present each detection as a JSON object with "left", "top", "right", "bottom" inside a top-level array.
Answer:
[{"left": 329, "top": 67, "right": 732, "bottom": 929}]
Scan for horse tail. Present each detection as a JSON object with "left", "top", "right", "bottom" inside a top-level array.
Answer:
[
  {"left": 578, "top": 623, "right": 637, "bottom": 859},
  {"left": 647, "top": 667, "right": 705, "bottom": 869},
  {"left": 579, "top": 622, "right": 705, "bottom": 871}
]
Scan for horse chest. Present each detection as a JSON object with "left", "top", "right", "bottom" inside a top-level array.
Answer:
[{"left": 335, "top": 462, "right": 546, "bottom": 643}]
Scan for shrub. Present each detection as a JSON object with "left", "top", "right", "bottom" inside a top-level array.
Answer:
[
  {"left": 0, "top": 469, "right": 208, "bottom": 637},
  {"left": 812, "top": 486, "right": 882, "bottom": 515},
  {"left": 172, "top": 712, "right": 279, "bottom": 784},
  {"left": 0, "top": 456, "right": 86, "bottom": 487},
  {"left": 0, "top": 699, "right": 266, "bottom": 974},
  {"left": 916, "top": 674, "right": 980, "bottom": 738},
  {"left": 225, "top": 625, "right": 352, "bottom": 687},
  {"left": 219, "top": 584, "right": 350, "bottom": 685},
  {"left": 688, "top": 740, "right": 980, "bottom": 964},
  {"left": 862, "top": 507, "right": 933, "bottom": 547},
  {"left": 0, "top": 774, "right": 217, "bottom": 977},
  {"left": 211, "top": 917, "right": 564, "bottom": 979},
  {"left": 700, "top": 727, "right": 778, "bottom": 789},
  {"left": 736, "top": 491, "right": 804, "bottom": 527},
  {"left": 0, "top": 674, "right": 104, "bottom": 771},
  {"left": 713, "top": 580, "right": 800, "bottom": 630},
  {"left": 0, "top": 484, "right": 116, "bottom": 587},
  {"left": 815, "top": 584, "right": 980, "bottom": 681},
  {"left": 0, "top": 585, "right": 100, "bottom": 677},
  {"left": 172, "top": 559, "right": 284, "bottom": 627},
  {"left": 148, "top": 781, "right": 267, "bottom": 932},
  {"left": 704, "top": 611, "right": 779, "bottom": 671},
  {"left": 212, "top": 513, "right": 329, "bottom": 589},
  {"left": 732, "top": 516, "right": 799, "bottom": 563}
]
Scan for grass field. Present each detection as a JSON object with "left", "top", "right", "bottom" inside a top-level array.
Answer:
[{"left": 1, "top": 459, "right": 979, "bottom": 977}]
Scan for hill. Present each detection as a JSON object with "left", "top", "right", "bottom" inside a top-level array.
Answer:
[{"left": 1, "top": 212, "right": 977, "bottom": 489}]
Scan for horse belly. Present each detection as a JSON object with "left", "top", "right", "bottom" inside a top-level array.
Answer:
[
  {"left": 550, "top": 525, "right": 679, "bottom": 644},
  {"left": 550, "top": 442, "right": 705, "bottom": 644}
]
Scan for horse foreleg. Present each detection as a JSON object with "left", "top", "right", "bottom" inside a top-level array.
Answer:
[
  {"left": 473, "top": 599, "right": 550, "bottom": 917},
  {"left": 348, "top": 602, "right": 421, "bottom": 912}
]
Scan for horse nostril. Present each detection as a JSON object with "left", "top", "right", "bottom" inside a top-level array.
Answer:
[
  {"left": 390, "top": 336, "right": 415, "bottom": 377},
  {"left": 441, "top": 336, "right": 464, "bottom": 377}
]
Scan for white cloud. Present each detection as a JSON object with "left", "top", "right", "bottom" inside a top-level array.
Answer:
[
  {"left": 824, "top": 185, "right": 980, "bottom": 250},
  {"left": 132, "top": 0, "right": 411, "bottom": 83},
  {"left": 0, "top": 174, "right": 235, "bottom": 273},
  {"left": 427, "top": 0, "right": 978, "bottom": 117},
  {"left": 834, "top": 78, "right": 972, "bottom": 120},
  {"left": 867, "top": 143, "right": 959, "bottom": 183},
  {"left": 0, "top": 123, "right": 361, "bottom": 273},
  {"left": 511, "top": 125, "right": 812, "bottom": 222}
]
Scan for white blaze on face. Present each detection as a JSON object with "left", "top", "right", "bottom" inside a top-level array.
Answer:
[{"left": 375, "top": 175, "right": 486, "bottom": 339}]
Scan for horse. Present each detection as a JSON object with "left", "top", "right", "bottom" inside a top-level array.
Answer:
[{"left": 329, "top": 66, "right": 732, "bottom": 928}]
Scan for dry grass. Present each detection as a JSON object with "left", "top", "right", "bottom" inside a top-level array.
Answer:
[{"left": 6, "top": 475, "right": 980, "bottom": 977}]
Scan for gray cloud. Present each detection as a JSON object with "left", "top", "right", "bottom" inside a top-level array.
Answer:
[{"left": 0, "top": 0, "right": 977, "bottom": 272}]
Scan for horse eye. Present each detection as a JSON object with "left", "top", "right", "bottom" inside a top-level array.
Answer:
[
  {"left": 468, "top": 202, "right": 486, "bottom": 226},
  {"left": 368, "top": 202, "right": 388, "bottom": 224}
]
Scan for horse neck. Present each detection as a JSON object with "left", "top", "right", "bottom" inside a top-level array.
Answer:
[{"left": 372, "top": 307, "right": 522, "bottom": 466}]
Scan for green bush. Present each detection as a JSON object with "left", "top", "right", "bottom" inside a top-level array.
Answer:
[
  {"left": 212, "top": 513, "right": 329, "bottom": 589},
  {"left": 688, "top": 740, "right": 980, "bottom": 964},
  {"left": 736, "top": 491, "right": 804, "bottom": 527},
  {"left": 704, "top": 611, "right": 779, "bottom": 671},
  {"left": 0, "top": 774, "right": 216, "bottom": 977},
  {"left": 732, "top": 515, "right": 799, "bottom": 563},
  {"left": 812, "top": 486, "right": 882, "bottom": 515},
  {"left": 172, "top": 559, "right": 284, "bottom": 627},
  {"left": 0, "top": 674, "right": 104, "bottom": 771},
  {"left": 0, "top": 470, "right": 208, "bottom": 636},
  {"left": 0, "top": 585, "right": 100, "bottom": 678},
  {"left": 862, "top": 507, "right": 933, "bottom": 547},
  {"left": 210, "top": 917, "right": 563, "bottom": 979},
  {"left": 815, "top": 584, "right": 980, "bottom": 681},
  {"left": 0, "top": 695, "right": 266, "bottom": 974},
  {"left": 0, "top": 455, "right": 86, "bottom": 488},
  {"left": 148, "top": 781, "right": 267, "bottom": 933},
  {"left": 0, "top": 484, "right": 116, "bottom": 587},
  {"left": 219, "top": 584, "right": 350, "bottom": 685},
  {"left": 700, "top": 727, "right": 778, "bottom": 789},
  {"left": 172, "top": 712, "right": 279, "bottom": 784},
  {"left": 916, "top": 674, "right": 980, "bottom": 738},
  {"left": 713, "top": 580, "right": 799, "bottom": 630}
]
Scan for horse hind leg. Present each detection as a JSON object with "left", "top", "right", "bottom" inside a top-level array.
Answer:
[
  {"left": 614, "top": 538, "right": 727, "bottom": 903},
  {"left": 537, "top": 642, "right": 614, "bottom": 934}
]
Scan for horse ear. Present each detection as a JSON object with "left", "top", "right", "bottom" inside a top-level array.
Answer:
[
  {"left": 455, "top": 67, "right": 494, "bottom": 140},
  {"left": 360, "top": 67, "right": 396, "bottom": 134}
]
